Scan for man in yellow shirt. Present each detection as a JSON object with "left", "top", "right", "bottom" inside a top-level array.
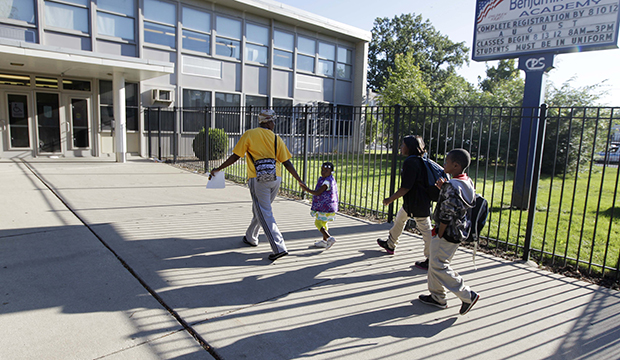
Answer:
[{"left": 209, "top": 109, "right": 305, "bottom": 261}]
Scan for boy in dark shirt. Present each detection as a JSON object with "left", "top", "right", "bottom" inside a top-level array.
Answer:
[
  {"left": 418, "top": 148, "right": 480, "bottom": 315},
  {"left": 377, "top": 135, "right": 433, "bottom": 270}
]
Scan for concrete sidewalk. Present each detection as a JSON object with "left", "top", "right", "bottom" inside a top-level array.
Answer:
[{"left": 1, "top": 159, "right": 619, "bottom": 360}]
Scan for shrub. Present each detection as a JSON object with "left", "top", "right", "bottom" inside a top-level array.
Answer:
[{"left": 192, "top": 128, "right": 228, "bottom": 161}]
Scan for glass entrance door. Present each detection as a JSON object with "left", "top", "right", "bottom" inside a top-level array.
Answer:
[
  {"left": 70, "top": 97, "right": 90, "bottom": 149},
  {"left": 6, "top": 93, "right": 31, "bottom": 149},
  {"left": 36, "top": 92, "right": 62, "bottom": 154}
]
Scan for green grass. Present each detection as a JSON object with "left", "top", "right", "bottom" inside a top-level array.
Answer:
[{"left": 219, "top": 152, "right": 620, "bottom": 275}]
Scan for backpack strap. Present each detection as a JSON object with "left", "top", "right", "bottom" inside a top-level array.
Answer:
[{"left": 247, "top": 132, "right": 278, "bottom": 165}]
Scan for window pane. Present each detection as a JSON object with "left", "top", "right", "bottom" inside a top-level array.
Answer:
[
  {"left": 126, "top": 107, "right": 138, "bottom": 131},
  {"left": 274, "top": 30, "right": 293, "bottom": 51},
  {"left": 45, "top": 1, "right": 89, "bottom": 32},
  {"left": 318, "top": 59, "right": 334, "bottom": 77},
  {"left": 183, "top": 89, "right": 211, "bottom": 107},
  {"left": 183, "top": 29, "right": 210, "bottom": 54},
  {"left": 125, "top": 82, "right": 138, "bottom": 106},
  {"left": 215, "top": 92, "right": 240, "bottom": 106},
  {"left": 98, "top": 0, "right": 135, "bottom": 17},
  {"left": 297, "top": 36, "right": 315, "bottom": 55},
  {"left": 36, "top": 77, "right": 58, "bottom": 89},
  {"left": 337, "top": 63, "right": 352, "bottom": 79},
  {"left": 100, "top": 105, "right": 113, "bottom": 131},
  {"left": 216, "top": 16, "right": 240, "bottom": 39},
  {"left": 338, "top": 47, "right": 352, "bottom": 64},
  {"left": 245, "top": 43, "right": 267, "bottom": 64},
  {"left": 0, "top": 0, "right": 35, "bottom": 23},
  {"left": 0, "top": 73, "right": 30, "bottom": 86},
  {"left": 319, "top": 43, "right": 335, "bottom": 60},
  {"left": 182, "top": 7, "right": 210, "bottom": 33},
  {"left": 97, "top": 12, "right": 135, "bottom": 40},
  {"left": 144, "top": 21, "right": 176, "bottom": 47},
  {"left": 100, "top": 80, "right": 113, "bottom": 104},
  {"left": 143, "top": 0, "right": 175, "bottom": 25},
  {"left": 273, "top": 98, "right": 292, "bottom": 108},
  {"left": 297, "top": 54, "right": 314, "bottom": 72},
  {"left": 246, "top": 95, "right": 267, "bottom": 107},
  {"left": 215, "top": 37, "right": 240, "bottom": 59},
  {"left": 63, "top": 79, "right": 91, "bottom": 91},
  {"left": 246, "top": 23, "right": 268, "bottom": 45},
  {"left": 274, "top": 49, "right": 292, "bottom": 68}
]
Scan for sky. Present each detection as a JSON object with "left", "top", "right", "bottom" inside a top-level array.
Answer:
[{"left": 275, "top": 0, "right": 620, "bottom": 105}]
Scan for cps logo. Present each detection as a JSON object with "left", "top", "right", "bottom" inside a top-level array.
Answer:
[{"left": 525, "top": 57, "right": 546, "bottom": 71}]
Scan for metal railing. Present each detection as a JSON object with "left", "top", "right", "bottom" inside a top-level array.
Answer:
[{"left": 144, "top": 105, "right": 620, "bottom": 285}]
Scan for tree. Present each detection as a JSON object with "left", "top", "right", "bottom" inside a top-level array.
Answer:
[
  {"left": 377, "top": 53, "right": 434, "bottom": 107},
  {"left": 479, "top": 59, "right": 520, "bottom": 93},
  {"left": 368, "top": 13, "right": 469, "bottom": 92}
]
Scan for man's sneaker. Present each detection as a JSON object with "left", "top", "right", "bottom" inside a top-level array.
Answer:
[
  {"left": 414, "top": 258, "right": 429, "bottom": 270},
  {"left": 242, "top": 236, "right": 258, "bottom": 247},
  {"left": 325, "top": 237, "right": 336, "bottom": 250},
  {"left": 314, "top": 239, "right": 328, "bottom": 248},
  {"left": 377, "top": 239, "right": 395, "bottom": 255},
  {"left": 418, "top": 294, "right": 448, "bottom": 309},
  {"left": 459, "top": 291, "right": 480, "bottom": 315},
  {"left": 268, "top": 251, "right": 288, "bottom": 261}
]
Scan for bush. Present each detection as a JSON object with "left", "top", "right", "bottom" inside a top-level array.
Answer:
[{"left": 192, "top": 128, "right": 228, "bottom": 161}]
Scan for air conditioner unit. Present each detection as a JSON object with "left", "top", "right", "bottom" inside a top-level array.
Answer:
[{"left": 151, "top": 89, "right": 173, "bottom": 104}]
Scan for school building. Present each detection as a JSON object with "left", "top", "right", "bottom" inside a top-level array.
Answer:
[{"left": 0, "top": 0, "right": 370, "bottom": 161}]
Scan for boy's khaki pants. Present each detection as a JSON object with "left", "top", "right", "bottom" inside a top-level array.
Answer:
[
  {"left": 388, "top": 207, "right": 432, "bottom": 258},
  {"left": 428, "top": 235, "right": 473, "bottom": 305}
]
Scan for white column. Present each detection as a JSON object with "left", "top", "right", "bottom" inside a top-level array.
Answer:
[{"left": 113, "top": 72, "right": 126, "bottom": 163}]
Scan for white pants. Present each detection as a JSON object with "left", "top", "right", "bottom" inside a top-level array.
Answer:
[
  {"left": 387, "top": 207, "right": 432, "bottom": 258},
  {"left": 427, "top": 235, "right": 473, "bottom": 305},
  {"left": 246, "top": 177, "right": 287, "bottom": 254}
]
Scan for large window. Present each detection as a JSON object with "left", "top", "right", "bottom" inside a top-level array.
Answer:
[
  {"left": 182, "top": 89, "right": 211, "bottom": 132},
  {"left": 143, "top": 0, "right": 176, "bottom": 48},
  {"left": 318, "top": 42, "right": 335, "bottom": 77},
  {"left": 245, "top": 23, "right": 268, "bottom": 65},
  {"left": 44, "top": 0, "right": 89, "bottom": 33},
  {"left": 297, "top": 36, "right": 315, "bottom": 73},
  {"left": 182, "top": 7, "right": 211, "bottom": 54},
  {"left": 215, "top": 92, "right": 240, "bottom": 132},
  {"left": 99, "top": 80, "right": 139, "bottom": 131},
  {"left": 96, "top": 0, "right": 135, "bottom": 41},
  {"left": 273, "top": 30, "right": 293, "bottom": 69},
  {"left": 215, "top": 16, "right": 240, "bottom": 59},
  {"left": 337, "top": 47, "right": 353, "bottom": 80},
  {"left": 1, "top": 0, "right": 36, "bottom": 23},
  {"left": 273, "top": 98, "right": 293, "bottom": 135}
]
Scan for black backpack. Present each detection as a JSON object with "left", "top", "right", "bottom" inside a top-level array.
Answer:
[
  {"left": 421, "top": 155, "right": 446, "bottom": 202},
  {"left": 467, "top": 194, "right": 489, "bottom": 269}
]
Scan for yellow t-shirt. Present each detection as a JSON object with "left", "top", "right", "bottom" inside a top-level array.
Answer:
[{"left": 233, "top": 127, "right": 292, "bottom": 178}]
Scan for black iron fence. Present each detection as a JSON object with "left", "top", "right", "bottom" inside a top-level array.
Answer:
[{"left": 144, "top": 105, "right": 620, "bottom": 285}]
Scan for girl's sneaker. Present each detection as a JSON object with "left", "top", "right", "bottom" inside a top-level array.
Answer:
[
  {"left": 314, "top": 239, "right": 328, "bottom": 248},
  {"left": 325, "top": 237, "right": 336, "bottom": 250}
]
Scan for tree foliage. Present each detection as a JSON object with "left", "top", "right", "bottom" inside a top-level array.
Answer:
[{"left": 368, "top": 13, "right": 469, "bottom": 92}]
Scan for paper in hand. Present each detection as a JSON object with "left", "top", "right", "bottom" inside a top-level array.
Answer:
[{"left": 206, "top": 171, "right": 225, "bottom": 189}]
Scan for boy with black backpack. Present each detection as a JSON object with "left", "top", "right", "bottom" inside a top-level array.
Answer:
[
  {"left": 377, "top": 135, "right": 435, "bottom": 270},
  {"left": 418, "top": 148, "right": 480, "bottom": 315}
]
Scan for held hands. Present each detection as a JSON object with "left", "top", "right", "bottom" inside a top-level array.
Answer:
[{"left": 382, "top": 197, "right": 393, "bottom": 206}]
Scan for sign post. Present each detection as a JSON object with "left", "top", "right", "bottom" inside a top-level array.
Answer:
[{"left": 512, "top": 53, "right": 554, "bottom": 209}]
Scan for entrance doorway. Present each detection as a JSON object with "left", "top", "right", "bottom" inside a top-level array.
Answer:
[{"left": 35, "top": 92, "right": 62, "bottom": 154}]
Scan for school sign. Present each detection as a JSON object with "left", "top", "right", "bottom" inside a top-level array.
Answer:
[{"left": 473, "top": 0, "right": 620, "bottom": 61}]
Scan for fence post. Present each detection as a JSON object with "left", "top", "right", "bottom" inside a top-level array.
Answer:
[
  {"left": 147, "top": 108, "right": 152, "bottom": 159},
  {"left": 173, "top": 106, "right": 177, "bottom": 163},
  {"left": 157, "top": 107, "right": 162, "bottom": 161},
  {"left": 523, "top": 104, "right": 548, "bottom": 261},
  {"left": 204, "top": 107, "right": 209, "bottom": 173},
  {"left": 302, "top": 105, "right": 310, "bottom": 199},
  {"left": 388, "top": 105, "right": 401, "bottom": 223}
]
